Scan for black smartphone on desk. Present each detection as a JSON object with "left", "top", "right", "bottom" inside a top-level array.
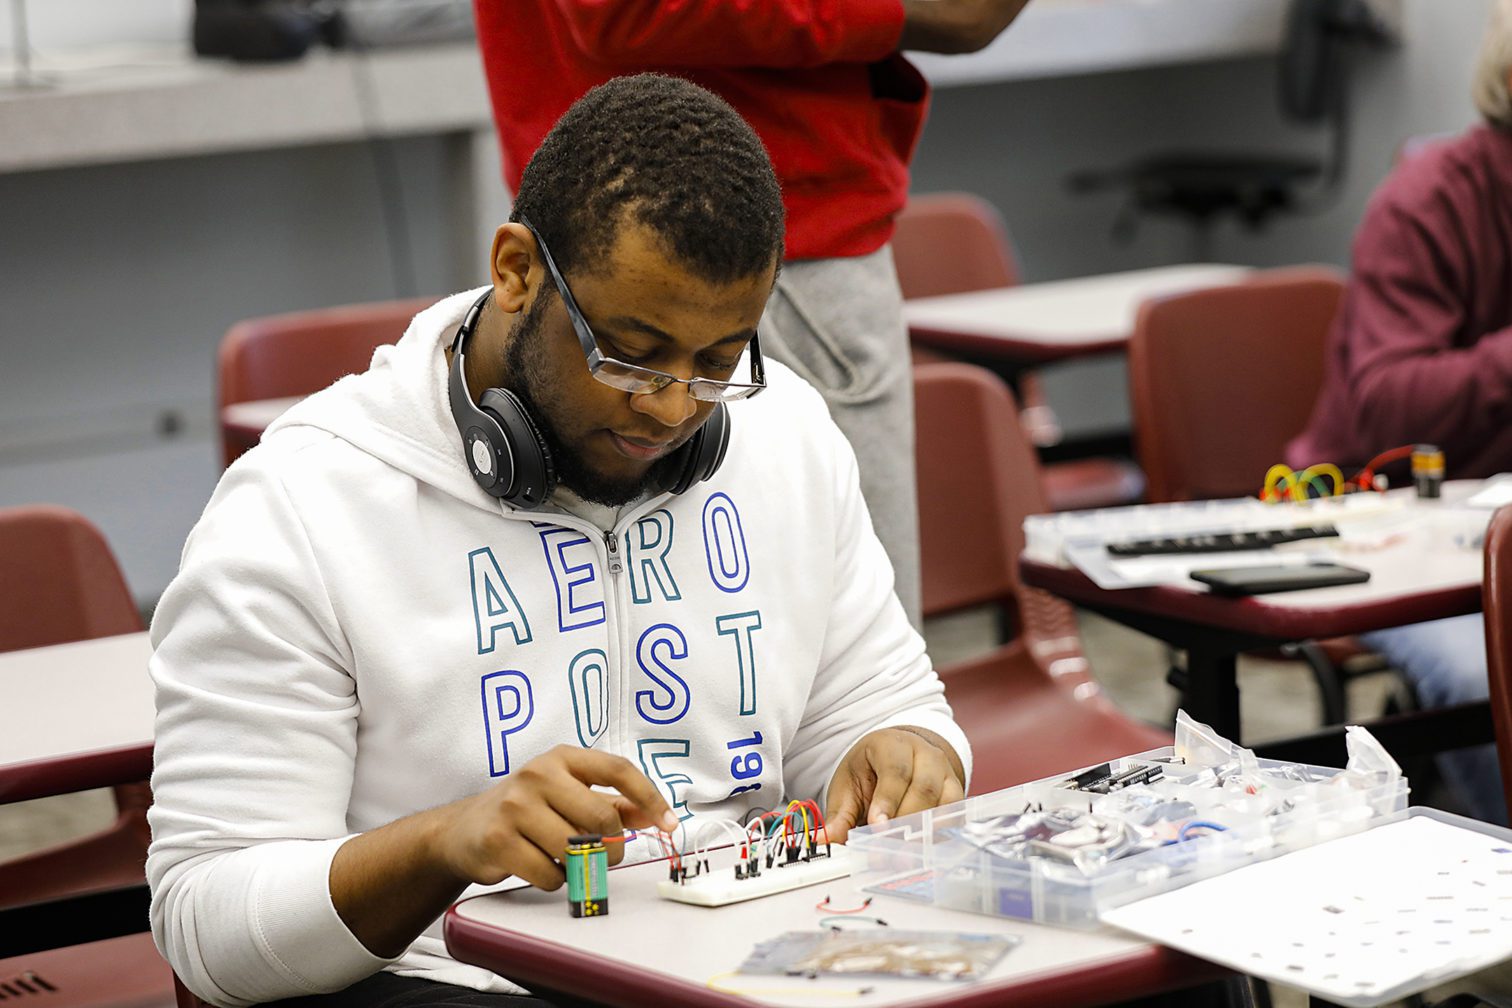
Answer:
[{"left": 1190, "top": 562, "right": 1371, "bottom": 596}]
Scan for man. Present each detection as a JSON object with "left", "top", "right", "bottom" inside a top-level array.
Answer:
[
  {"left": 473, "top": 0, "right": 1035, "bottom": 627},
  {"left": 1287, "top": 0, "right": 1512, "bottom": 824},
  {"left": 148, "top": 76, "right": 969, "bottom": 1007}
]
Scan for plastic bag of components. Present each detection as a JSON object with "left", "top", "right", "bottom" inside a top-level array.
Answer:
[
  {"left": 740, "top": 929, "right": 1020, "bottom": 982},
  {"left": 1339, "top": 724, "right": 1403, "bottom": 784},
  {"left": 1174, "top": 709, "right": 1260, "bottom": 777}
]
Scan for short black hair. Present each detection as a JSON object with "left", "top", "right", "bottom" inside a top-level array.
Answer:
[{"left": 511, "top": 74, "right": 785, "bottom": 284}]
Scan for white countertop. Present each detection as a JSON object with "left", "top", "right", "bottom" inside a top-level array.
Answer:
[{"left": 0, "top": 42, "right": 492, "bottom": 173}]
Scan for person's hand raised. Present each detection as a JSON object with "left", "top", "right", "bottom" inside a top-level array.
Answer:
[{"left": 437, "top": 744, "right": 678, "bottom": 890}]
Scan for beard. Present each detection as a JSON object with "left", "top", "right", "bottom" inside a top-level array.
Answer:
[{"left": 501, "top": 294, "right": 679, "bottom": 507}]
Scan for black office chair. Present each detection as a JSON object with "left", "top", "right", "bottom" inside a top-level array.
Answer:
[{"left": 1070, "top": 0, "right": 1395, "bottom": 256}]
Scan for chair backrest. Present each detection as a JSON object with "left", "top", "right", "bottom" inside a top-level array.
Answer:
[
  {"left": 1129, "top": 265, "right": 1345, "bottom": 503},
  {"left": 914, "top": 361, "right": 1047, "bottom": 624},
  {"left": 1484, "top": 505, "right": 1512, "bottom": 819},
  {"left": 892, "top": 192, "right": 1021, "bottom": 300},
  {"left": 218, "top": 297, "right": 432, "bottom": 464},
  {"left": 0, "top": 505, "right": 142, "bottom": 653}
]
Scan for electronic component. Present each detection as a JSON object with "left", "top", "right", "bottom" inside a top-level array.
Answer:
[
  {"left": 1412, "top": 444, "right": 1443, "bottom": 499},
  {"left": 653, "top": 800, "right": 852, "bottom": 907},
  {"left": 565, "top": 835, "right": 609, "bottom": 917},
  {"left": 1105, "top": 525, "right": 1338, "bottom": 557},
  {"left": 657, "top": 845, "right": 857, "bottom": 907},
  {"left": 1056, "top": 762, "right": 1163, "bottom": 793},
  {"left": 1057, "top": 763, "right": 1113, "bottom": 790}
]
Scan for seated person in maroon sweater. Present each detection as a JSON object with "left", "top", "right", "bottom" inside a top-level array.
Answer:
[{"left": 1287, "top": 0, "right": 1512, "bottom": 825}]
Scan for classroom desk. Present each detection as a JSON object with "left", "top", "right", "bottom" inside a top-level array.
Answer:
[
  {"left": 0, "top": 631, "right": 154, "bottom": 804},
  {"left": 445, "top": 857, "right": 1225, "bottom": 1008},
  {"left": 903, "top": 263, "right": 1252, "bottom": 366},
  {"left": 221, "top": 396, "right": 303, "bottom": 459},
  {"left": 1019, "top": 492, "right": 1489, "bottom": 763},
  {"left": 0, "top": 631, "right": 156, "bottom": 957}
]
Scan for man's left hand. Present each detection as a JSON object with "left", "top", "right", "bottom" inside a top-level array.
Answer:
[{"left": 824, "top": 727, "right": 965, "bottom": 843}]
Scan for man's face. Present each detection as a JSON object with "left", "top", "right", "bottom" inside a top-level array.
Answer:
[{"left": 500, "top": 222, "right": 775, "bottom": 507}]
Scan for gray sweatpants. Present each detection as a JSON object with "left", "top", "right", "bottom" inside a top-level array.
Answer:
[{"left": 758, "top": 245, "right": 922, "bottom": 627}]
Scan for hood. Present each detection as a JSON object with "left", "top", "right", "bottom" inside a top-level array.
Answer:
[{"left": 262, "top": 288, "right": 500, "bottom": 515}]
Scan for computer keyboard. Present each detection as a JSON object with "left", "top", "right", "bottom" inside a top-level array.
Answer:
[{"left": 1105, "top": 524, "right": 1340, "bottom": 558}]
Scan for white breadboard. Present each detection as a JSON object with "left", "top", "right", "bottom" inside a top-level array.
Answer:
[{"left": 656, "top": 846, "right": 856, "bottom": 907}]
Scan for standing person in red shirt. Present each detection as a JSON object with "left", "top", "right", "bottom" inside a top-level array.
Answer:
[
  {"left": 1288, "top": 0, "right": 1512, "bottom": 824},
  {"left": 472, "top": 1, "right": 1034, "bottom": 627}
]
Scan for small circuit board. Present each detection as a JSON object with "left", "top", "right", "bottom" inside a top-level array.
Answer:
[
  {"left": 657, "top": 844, "right": 856, "bottom": 907},
  {"left": 650, "top": 799, "right": 854, "bottom": 908}
]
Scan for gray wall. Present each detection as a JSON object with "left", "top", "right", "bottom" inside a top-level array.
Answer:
[
  {"left": 0, "top": 0, "right": 1497, "bottom": 605},
  {"left": 0, "top": 137, "right": 482, "bottom": 603}
]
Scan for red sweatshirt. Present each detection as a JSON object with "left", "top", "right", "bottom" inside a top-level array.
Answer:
[
  {"left": 472, "top": 1, "right": 928, "bottom": 261},
  {"left": 1288, "top": 124, "right": 1512, "bottom": 480}
]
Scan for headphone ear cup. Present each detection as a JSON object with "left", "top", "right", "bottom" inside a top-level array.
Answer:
[
  {"left": 479, "top": 388, "right": 556, "bottom": 508},
  {"left": 661, "top": 402, "right": 730, "bottom": 496}
]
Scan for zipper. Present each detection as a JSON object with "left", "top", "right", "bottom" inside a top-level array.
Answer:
[
  {"left": 601, "top": 524, "right": 628, "bottom": 756},
  {"left": 604, "top": 530, "right": 623, "bottom": 575},
  {"left": 603, "top": 498, "right": 667, "bottom": 759}
]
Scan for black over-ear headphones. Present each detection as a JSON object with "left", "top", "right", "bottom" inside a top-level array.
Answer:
[{"left": 448, "top": 290, "right": 731, "bottom": 509}]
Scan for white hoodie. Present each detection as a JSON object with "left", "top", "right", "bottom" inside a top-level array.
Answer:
[{"left": 147, "top": 289, "right": 970, "bottom": 1006}]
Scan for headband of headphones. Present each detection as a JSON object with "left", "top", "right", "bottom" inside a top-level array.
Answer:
[{"left": 447, "top": 289, "right": 730, "bottom": 509}]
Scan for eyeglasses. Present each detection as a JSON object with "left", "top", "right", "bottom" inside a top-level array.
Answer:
[{"left": 519, "top": 215, "right": 766, "bottom": 403}]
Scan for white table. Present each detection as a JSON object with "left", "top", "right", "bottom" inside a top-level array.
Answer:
[
  {"left": 0, "top": 632, "right": 154, "bottom": 803},
  {"left": 446, "top": 856, "right": 1223, "bottom": 1008},
  {"left": 222, "top": 396, "right": 304, "bottom": 456},
  {"left": 904, "top": 264, "right": 1253, "bottom": 365},
  {"left": 1022, "top": 484, "right": 1491, "bottom": 756}
]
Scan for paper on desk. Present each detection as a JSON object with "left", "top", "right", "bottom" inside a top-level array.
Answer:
[
  {"left": 1467, "top": 475, "right": 1512, "bottom": 509},
  {"left": 1058, "top": 500, "right": 1437, "bottom": 590},
  {"left": 1063, "top": 541, "right": 1332, "bottom": 590},
  {"left": 1101, "top": 814, "right": 1512, "bottom": 1007}
]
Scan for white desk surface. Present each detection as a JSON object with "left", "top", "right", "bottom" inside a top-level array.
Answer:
[
  {"left": 450, "top": 856, "right": 1175, "bottom": 1008},
  {"left": 1025, "top": 483, "right": 1489, "bottom": 642},
  {"left": 903, "top": 264, "right": 1252, "bottom": 349},
  {"left": 1231, "top": 524, "right": 1482, "bottom": 614},
  {"left": 1163, "top": 483, "right": 1486, "bottom": 614},
  {"left": 222, "top": 396, "right": 303, "bottom": 436},
  {"left": 0, "top": 632, "right": 153, "bottom": 770}
]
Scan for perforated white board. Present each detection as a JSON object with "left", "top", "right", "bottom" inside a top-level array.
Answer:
[{"left": 1102, "top": 811, "right": 1512, "bottom": 1007}]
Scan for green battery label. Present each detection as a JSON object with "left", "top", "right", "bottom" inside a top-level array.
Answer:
[{"left": 565, "top": 837, "right": 609, "bottom": 917}]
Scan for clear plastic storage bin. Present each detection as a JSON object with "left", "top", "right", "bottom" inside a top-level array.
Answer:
[{"left": 846, "top": 748, "right": 1409, "bottom": 930}]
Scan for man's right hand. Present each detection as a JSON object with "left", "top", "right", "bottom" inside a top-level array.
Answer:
[
  {"left": 900, "top": 0, "right": 1034, "bottom": 55},
  {"left": 434, "top": 745, "right": 679, "bottom": 890},
  {"left": 330, "top": 745, "right": 675, "bottom": 957}
]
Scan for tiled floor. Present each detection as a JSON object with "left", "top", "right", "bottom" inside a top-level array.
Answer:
[{"left": 3, "top": 607, "right": 1506, "bottom": 1006}]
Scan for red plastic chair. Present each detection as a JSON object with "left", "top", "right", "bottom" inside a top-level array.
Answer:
[
  {"left": 0, "top": 505, "right": 173, "bottom": 1007},
  {"left": 914, "top": 362, "right": 1171, "bottom": 794},
  {"left": 895, "top": 193, "right": 1145, "bottom": 513},
  {"left": 1484, "top": 506, "right": 1512, "bottom": 818},
  {"left": 892, "top": 192, "right": 1023, "bottom": 300},
  {"left": 1128, "top": 265, "right": 1345, "bottom": 504},
  {"left": 218, "top": 297, "right": 432, "bottom": 466},
  {"left": 1126, "top": 266, "right": 1392, "bottom": 724}
]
